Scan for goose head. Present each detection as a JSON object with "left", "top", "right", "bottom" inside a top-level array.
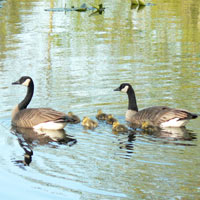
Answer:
[
  {"left": 12, "top": 76, "right": 32, "bottom": 87},
  {"left": 114, "top": 83, "right": 132, "bottom": 93}
]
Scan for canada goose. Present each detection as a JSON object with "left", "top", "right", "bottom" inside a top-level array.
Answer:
[
  {"left": 82, "top": 116, "right": 98, "bottom": 129},
  {"left": 106, "top": 114, "right": 117, "bottom": 125},
  {"left": 114, "top": 83, "right": 198, "bottom": 128},
  {"left": 112, "top": 121, "right": 128, "bottom": 133},
  {"left": 67, "top": 112, "right": 80, "bottom": 124},
  {"left": 12, "top": 76, "right": 75, "bottom": 130},
  {"left": 96, "top": 109, "right": 108, "bottom": 120}
]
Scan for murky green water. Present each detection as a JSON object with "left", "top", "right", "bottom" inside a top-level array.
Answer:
[{"left": 0, "top": 0, "right": 200, "bottom": 199}]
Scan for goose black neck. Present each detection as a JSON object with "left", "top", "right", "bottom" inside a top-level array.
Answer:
[
  {"left": 18, "top": 81, "right": 34, "bottom": 110},
  {"left": 127, "top": 86, "right": 138, "bottom": 112}
]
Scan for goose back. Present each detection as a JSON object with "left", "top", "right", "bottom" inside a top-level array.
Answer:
[
  {"left": 129, "top": 106, "right": 197, "bottom": 127},
  {"left": 12, "top": 108, "right": 70, "bottom": 129}
]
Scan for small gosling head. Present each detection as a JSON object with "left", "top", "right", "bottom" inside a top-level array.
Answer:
[
  {"left": 82, "top": 116, "right": 98, "bottom": 129},
  {"left": 67, "top": 111, "right": 80, "bottom": 124},
  {"left": 97, "top": 109, "right": 103, "bottom": 115},
  {"left": 68, "top": 112, "right": 73, "bottom": 116},
  {"left": 106, "top": 114, "right": 117, "bottom": 124},
  {"left": 141, "top": 121, "right": 150, "bottom": 129},
  {"left": 82, "top": 116, "right": 89, "bottom": 124},
  {"left": 112, "top": 121, "right": 120, "bottom": 128},
  {"left": 96, "top": 109, "right": 108, "bottom": 120},
  {"left": 107, "top": 114, "right": 113, "bottom": 119},
  {"left": 112, "top": 121, "right": 128, "bottom": 133}
]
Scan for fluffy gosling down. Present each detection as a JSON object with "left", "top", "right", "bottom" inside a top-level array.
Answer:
[
  {"left": 141, "top": 121, "right": 158, "bottom": 133},
  {"left": 67, "top": 112, "right": 80, "bottom": 124},
  {"left": 96, "top": 109, "right": 108, "bottom": 120},
  {"left": 106, "top": 114, "right": 117, "bottom": 125},
  {"left": 112, "top": 121, "right": 128, "bottom": 133},
  {"left": 82, "top": 117, "right": 98, "bottom": 129}
]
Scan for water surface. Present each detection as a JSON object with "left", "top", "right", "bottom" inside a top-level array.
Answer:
[{"left": 0, "top": 0, "right": 200, "bottom": 199}]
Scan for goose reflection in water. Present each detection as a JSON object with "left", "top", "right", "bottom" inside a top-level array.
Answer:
[
  {"left": 114, "top": 130, "right": 136, "bottom": 159},
  {"left": 132, "top": 124, "right": 197, "bottom": 145},
  {"left": 10, "top": 126, "right": 77, "bottom": 168},
  {"left": 118, "top": 126, "right": 197, "bottom": 159}
]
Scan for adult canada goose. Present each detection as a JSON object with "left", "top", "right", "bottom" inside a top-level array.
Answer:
[
  {"left": 82, "top": 116, "right": 98, "bottom": 129},
  {"left": 112, "top": 121, "right": 128, "bottom": 133},
  {"left": 12, "top": 76, "right": 74, "bottom": 130},
  {"left": 114, "top": 83, "right": 198, "bottom": 128}
]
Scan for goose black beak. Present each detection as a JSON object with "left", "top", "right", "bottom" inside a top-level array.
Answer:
[
  {"left": 12, "top": 80, "right": 20, "bottom": 85},
  {"left": 114, "top": 87, "right": 120, "bottom": 91}
]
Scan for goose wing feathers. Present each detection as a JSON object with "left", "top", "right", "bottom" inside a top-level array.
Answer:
[
  {"left": 131, "top": 106, "right": 197, "bottom": 126},
  {"left": 12, "top": 108, "right": 68, "bottom": 128}
]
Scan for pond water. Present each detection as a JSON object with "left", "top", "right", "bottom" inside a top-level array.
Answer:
[{"left": 0, "top": 0, "right": 200, "bottom": 199}]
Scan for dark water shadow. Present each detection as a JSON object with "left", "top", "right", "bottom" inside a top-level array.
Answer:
[
  {"left": 10, "top": 126, "right": 77, "bottom": 169},
  {"left": 130, "top": 4, "right": 145, "bottom": 12},
  {"left": 117, "top": 125, "right": 197, "bottom": 159},
  {"left": 113, "top": 130, "right": 137, "bottom": 159}
]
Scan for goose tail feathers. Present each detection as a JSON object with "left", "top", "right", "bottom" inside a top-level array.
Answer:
[{"left": 183, "top": 112, "right": 198, "bottom": 120}]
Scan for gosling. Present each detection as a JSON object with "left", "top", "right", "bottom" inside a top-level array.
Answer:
[
  {"left": 82, "top": 116, "right": 98, "bottom": 129},
  {"left": 112, "top": 121, "right": 128, "bottom": 133},
  {"left": 67, "top": 112, "right": 80, "bottom": 124},
  {"left": 96, "top": 109, "right": 108, "bottom": 120},
  {"left": 106, "top": 114, "right": 117, "bottom": 125},
  {"left": 141, "top": 121, "right": 157, "bottom": 133}
]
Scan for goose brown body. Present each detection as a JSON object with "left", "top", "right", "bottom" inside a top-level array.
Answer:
[
  {"left": 12, "top": 108, "right": 69, "bottom": 129},
  {"left": 12, "top": 76, "right": 74, "bottom": 130},
  {"left": 114, "top": 83, "right": 198, "bottom": 128},
  {"left": 128, "top": 106, "right": 196, "bottom": 127}
]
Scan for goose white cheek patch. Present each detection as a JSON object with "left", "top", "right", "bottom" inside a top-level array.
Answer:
[
  {"left": 121, "top": 85, "right": 129, "bottom": 93},
  {"left": 22, "top": 79, "right": 31, "bottom": 87}
]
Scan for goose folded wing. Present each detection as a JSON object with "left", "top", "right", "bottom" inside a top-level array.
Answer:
[
  {"left": 157, "top": 108, "right": 197, "bottom": 124},
  {"left": 12, "top": 108, "right": 68, "bottom": 128},
  {"left": 132, "top": 106, "right": 170, "bottom": 124}
]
